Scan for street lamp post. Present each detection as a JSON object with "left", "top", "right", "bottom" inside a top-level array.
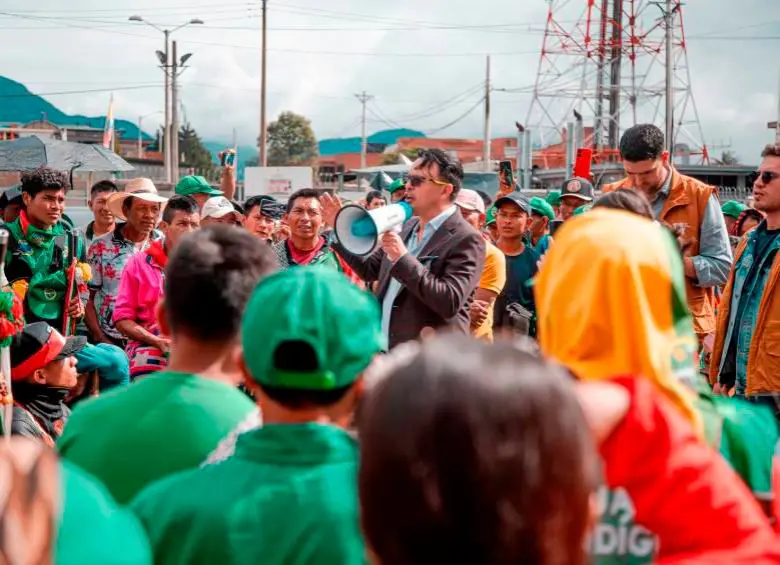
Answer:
[{"left": 129, "top": 15, "right": 203, "bottom": 184}]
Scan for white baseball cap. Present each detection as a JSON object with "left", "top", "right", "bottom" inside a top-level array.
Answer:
[
  {"left": 202, "top": 196, "right": 240, "bottom": 220},
  {"left": 454, "top": 188, "right": 486, "bottom": 215}
]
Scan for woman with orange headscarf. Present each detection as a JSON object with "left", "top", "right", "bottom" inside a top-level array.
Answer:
[{"left": 535, "top": 208, "right": 780, "bottom": 563}]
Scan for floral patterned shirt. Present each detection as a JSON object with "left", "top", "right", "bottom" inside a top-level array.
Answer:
[{"left": 87, "top": 224, "right": 162, "bottom": 341}]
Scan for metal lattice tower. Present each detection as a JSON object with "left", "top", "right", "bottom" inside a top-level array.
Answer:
[{"left": 526, "top": 0, "right": 710, "bottom": 164}]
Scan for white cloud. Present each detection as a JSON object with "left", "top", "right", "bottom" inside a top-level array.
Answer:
[{"left": 0, "top": 0, "right": 776, "bottom": 163}]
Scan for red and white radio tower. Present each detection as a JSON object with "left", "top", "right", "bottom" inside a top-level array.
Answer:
[{"left": 526, "top": 0, "right": 710, "bottom": 164}]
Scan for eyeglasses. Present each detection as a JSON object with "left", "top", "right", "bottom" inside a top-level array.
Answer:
[
  {"left": 406, "top": 174, "right": 450, "bottom": 188},
  {"left": 754, "top": 171, "right": 779, "bottom": 185}
]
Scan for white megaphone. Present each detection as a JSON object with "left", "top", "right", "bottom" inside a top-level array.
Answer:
[{"left": 334, "top": 201, "right": 413, "bottom": 256}]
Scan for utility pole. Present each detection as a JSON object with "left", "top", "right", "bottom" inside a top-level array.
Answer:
[
  {"left": 259, "top": 0, "right": 268, "bottom": 166},
  {"left": 356, "top": 91, "right": 374, "bottom": 169},
  {"left": 164, "top": 30, "right": 171, "bottom": 183},
  {"left": 128, "top": 15, "right": 203, "bottom": 182},
  {"left": 664, "top": 0, "right": 675, "bottom": 153},
  {"left": 483, "top": 55, "right": 491, "bottom": 172},
  {"left": 171, "top": 40, "right": 180, "bottom": 184}
]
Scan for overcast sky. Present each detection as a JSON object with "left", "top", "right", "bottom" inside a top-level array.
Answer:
[{"left": 1, "top": 0, "right": 777, "bottom": 163}]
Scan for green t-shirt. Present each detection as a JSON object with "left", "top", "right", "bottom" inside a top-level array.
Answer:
[
  {"left": 57, "top": 371, "right": 259, "bottom": 505},
  {"left": 57, "top": 460, "right": 152, "bottom": 564},
  {"left": 131, "top": 423, "right": 366, "bottom": 565}
]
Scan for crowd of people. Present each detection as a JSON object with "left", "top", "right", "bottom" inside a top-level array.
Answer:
[{"left": 1, "top": 122, "right": 780, "bottom": 564}]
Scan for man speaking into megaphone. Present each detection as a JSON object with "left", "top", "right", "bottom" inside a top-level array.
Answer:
[{"left": 322, "top": 149, "right": 486, "bottom": 350}]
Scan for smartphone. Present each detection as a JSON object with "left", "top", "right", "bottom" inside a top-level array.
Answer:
[
  {"left": 499, "top": 160, "right": 514, "bottom": 194},
  {"left": 220, "top": 149, "right": 236, "bottom": 167}
]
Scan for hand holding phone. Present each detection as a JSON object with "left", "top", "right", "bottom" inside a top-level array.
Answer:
[
  {"left": 220, "top": 149, "right": 236, "bottom": 168},
  {"left": 498, "top": 160, "right": 514, "bottom": 196}
]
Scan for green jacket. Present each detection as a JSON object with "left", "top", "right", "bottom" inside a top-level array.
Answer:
[
  {"left": 131, "top": 424, "right": 366, "bottom": 565},
  {"left": 4, "top": 215, "right": 86, "bottom": 325}
]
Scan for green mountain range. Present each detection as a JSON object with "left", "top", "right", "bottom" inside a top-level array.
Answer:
[
  {"left": 0, "top": 76, "right": 153, "bottom": 141},
  {"left": 0, "top": 76, "right": 431, "bottom": 176}
]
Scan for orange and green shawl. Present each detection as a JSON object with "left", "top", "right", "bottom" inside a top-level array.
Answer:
[{"left": 535, "top": 208, "right": 702, "bottom": 434}]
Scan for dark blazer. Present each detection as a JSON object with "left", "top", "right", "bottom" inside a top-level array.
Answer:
[{"left": 332, "top": 210, "right": 486, "bottom": 349}]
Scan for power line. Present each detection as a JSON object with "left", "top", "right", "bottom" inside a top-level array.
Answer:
[
  {"left": 0, "top": 2, "right": 254, "bottom": 15},
  {"left": 0, "top": 84, "right": 163, "bottom": 98},
  {"left": 426, "top": 97, "right": 486, "bottom": 135},
  {"left": 378, "top": 84, "right": 485, "bottom": 122},
  {"left": 0, "top": 9, "right": 548, "bottom": 34}
]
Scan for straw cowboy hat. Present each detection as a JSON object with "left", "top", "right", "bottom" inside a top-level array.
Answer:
[{"left": 106, "top": 178, "right": 168, "bottom": 221}]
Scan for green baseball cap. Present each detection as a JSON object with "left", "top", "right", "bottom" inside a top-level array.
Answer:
[
  {"left": 485, "top": 205, "right": 497, "bottom": 225},
  {"left": 387, "top": 178, "right": 406, "bottom": 194},
  {"left": 530, "top": 197, "right": 555, "bottom": 222},
  {"left": 175, "top": 175, "right": 223, "bottom": 197},
  {"left": 721, "top": 200, "right": 747, "bottom": 219},
  {"left": 546, "top": 189, "right": 562, "bottom": 207},
  {"left": 241, "top": 267, "right": 384, "bottom": 390}
]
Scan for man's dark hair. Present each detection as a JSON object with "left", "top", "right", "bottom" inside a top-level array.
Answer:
[
  {"left": 619, "top": 124, "right": 665, "bottom": 162},
  {"left": 416, "top": 148, "right": 464, "bottom": 198},
  {"left": 165, "top": 226, "right": 278, "bottom": 341},
  {"left": 162, "top": 195, "right": 199, "bottom": 224},
  {"left": 20, "top": 167, "right": 70, "bottom": 198},
  {"left": 89, "top": 180, "right": 118, "bottom": 199},
  {"left": 286, "top": 188, "right": 321, "bottom": 214},
  {"left": 358, "top": 335, "right": 597, "bottom": 565},
  {"left": 366, "top": 190, "right": 386, "bottom": 207},
  {"left": 260, "top": 384, "right": 353, "bottom": 410},
  {"left": 761, "top": 144, "right": 780, "bottom": 158}
]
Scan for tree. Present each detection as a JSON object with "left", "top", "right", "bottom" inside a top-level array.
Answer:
[
  {"left": 266, "top": 111, "right": 318, "bottom": 166},
  {"left": 720, "top": 150, "right": 740, "bottom": 166},
  {"left": 178, "top": 122, "right": 214, "bottom": 171},
  {"left": 381, "top": 148, "right": 419, "bottom": 166}
]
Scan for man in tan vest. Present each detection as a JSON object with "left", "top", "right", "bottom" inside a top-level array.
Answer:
[{"left": 603, "top": 124, "right": 732, "bottom": 340}]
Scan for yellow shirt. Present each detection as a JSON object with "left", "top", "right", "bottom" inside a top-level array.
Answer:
[{"left": 474, "top": 241, "right": 506, "bottom": 341}]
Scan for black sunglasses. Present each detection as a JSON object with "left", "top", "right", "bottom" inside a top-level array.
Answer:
[{"left": 754, "top": 171, "right": 779, "bottom": 185}]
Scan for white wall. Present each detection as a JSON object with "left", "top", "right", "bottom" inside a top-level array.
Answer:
[{"left": 244, "top": 166, "right": 314, "bottom": 197}]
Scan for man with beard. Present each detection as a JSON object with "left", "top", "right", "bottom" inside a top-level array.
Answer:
[
  {"left": 603, "top": 124, "right": 731, "bottom": 341},
  {"left": 711, "top": 144, "right": 780, "bottom": 405}
]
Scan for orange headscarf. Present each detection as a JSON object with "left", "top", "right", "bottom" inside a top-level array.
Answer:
[{"left": 535, "top": 208, "right": 702, "bottom": 434}]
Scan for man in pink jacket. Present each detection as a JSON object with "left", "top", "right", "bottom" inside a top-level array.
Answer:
[{"left": 114, "top": 196, "right": 200, "bottom": 378}]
